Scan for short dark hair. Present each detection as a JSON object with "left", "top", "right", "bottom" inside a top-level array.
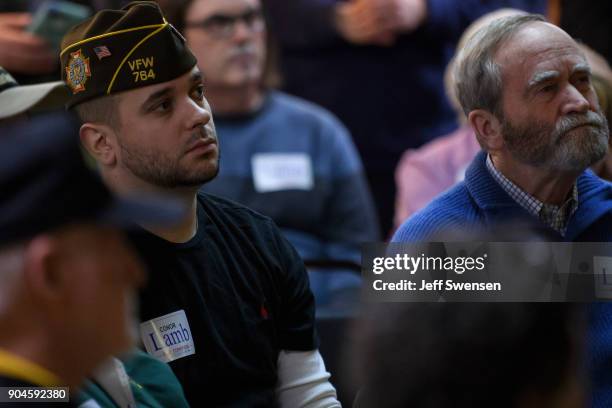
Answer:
[{"left": 72, "top": 93, "right": 121, "bottom": 130}]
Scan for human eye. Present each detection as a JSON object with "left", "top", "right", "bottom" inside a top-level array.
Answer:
[
  {"left": 539, "top": 83, "right": 558, "bottom": 93},
  {"left": 207, "top": 15, "right": 233, "bottom": 33},
  {"left": 151, "top": 98, "right": 173, "bottom": 114},
  {"left": 575, "top": 74, "right": 592, "bottom": 88},
  {"left": 191, "top": 84, "right": 205, "bottom": 103}
]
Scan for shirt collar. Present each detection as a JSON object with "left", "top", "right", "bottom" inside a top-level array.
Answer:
[
  {"left": 0, "top": 348, "right": 63, "bottom": 386},
  {"left": 485, "top": 155, "right": 579, "bottom": 235}
]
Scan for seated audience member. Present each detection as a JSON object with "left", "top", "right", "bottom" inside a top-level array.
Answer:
[
  {"left": 351, "top": 303, "right": 585, "bottom": 408},
  {"left": 0, "top": 113, "right": 178, "bottom": 396},
  {"left": 393, "top": 9, "right": 524, "bottom": 231},
  {"left": 62, "top": 2, "right": 340, "bottom": 406},
  {"left": 0, "top": 70, "right": 190, "bottom": 408},
  {"left": 161, "top": 0, "right": 379, "bottom": 308},
  {"left": 394, "top": 10, "right": 612, "bottom": 232},
  {"left": 394, "top": 44, "right": 612, "bottom": 232},
  {"left": 391, "top": 13, "right": 611, "bottom": 406}
]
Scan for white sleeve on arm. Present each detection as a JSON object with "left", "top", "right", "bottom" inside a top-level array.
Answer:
[{"left": 276, "top": 349, "right": 342, "bottom": 408}]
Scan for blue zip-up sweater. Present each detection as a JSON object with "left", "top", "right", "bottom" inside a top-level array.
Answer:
[{"left": 393, "top": 150, "right": 612, "bottom": 407}]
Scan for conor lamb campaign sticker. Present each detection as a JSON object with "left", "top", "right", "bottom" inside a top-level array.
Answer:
[{"left": 140, "top": 310, "right": 195, "bottom": 363}]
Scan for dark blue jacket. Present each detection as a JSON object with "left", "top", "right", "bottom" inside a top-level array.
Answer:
[{"left": 393, "top": 151, "right": 612, "bottom": 242}]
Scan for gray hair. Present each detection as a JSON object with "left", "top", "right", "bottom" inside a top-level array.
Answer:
[{"left": 453, "top": 14, "right": 546, "bottom": 118}]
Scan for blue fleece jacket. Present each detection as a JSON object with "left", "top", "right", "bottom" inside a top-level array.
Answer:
[{"left": 393, "top": 150, "right": 612, "bottom": 407}]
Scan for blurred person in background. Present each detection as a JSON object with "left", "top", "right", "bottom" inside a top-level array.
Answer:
[
  {"left": 0, "top": 0, "right": 128, "bottom": 84},
  {"left": 264, "top": 0, "right": 546, "bottom": 235},
  {"left": 159, "top": 0, "right": 379, "bottom": 310}
]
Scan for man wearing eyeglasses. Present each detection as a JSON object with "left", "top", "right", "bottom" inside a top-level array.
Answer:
[{"left": 160, "top": 0, "right": 379, "bottom": 311}]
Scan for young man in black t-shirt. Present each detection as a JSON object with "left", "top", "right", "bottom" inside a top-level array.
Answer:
[{"left": 61, "top": 2, "right": 339, "bottom": 406}]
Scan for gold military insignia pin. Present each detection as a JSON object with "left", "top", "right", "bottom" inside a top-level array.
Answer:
[{"left": 65, "top": 49, "right": 91, "bottom": 94}]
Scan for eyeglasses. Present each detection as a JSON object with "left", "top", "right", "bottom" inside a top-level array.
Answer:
[{"left": 185, "top": 8, "right": 265, "bottom": 39}]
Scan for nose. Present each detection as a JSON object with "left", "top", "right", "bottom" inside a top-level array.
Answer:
[
  {"left": 560, "top": 84, "right": 591, "bottom": 116},
  {"left": 187, "top": 99, "right": 212, "bottom": 131},
  {"left": 232, "top": 20, "right": 252, "bottom": 42}
]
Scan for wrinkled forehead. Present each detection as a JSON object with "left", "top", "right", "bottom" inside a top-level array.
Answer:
[{"left": 495, "top": 22, "right": 587, "bottom": 84}]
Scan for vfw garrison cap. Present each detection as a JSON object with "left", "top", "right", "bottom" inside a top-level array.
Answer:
[{"left": 60, "top": 1, "right": 196, "bottom": 108}]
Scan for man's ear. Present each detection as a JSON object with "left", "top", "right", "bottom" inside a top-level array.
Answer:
[
  {"left": 468, "top": 109, "right": 504, "bottom": 151},
  {"left": 79, "top": 123, "right": 117, "bottom": 166},
  {"left": 22, "top": 235, "right": 66, "bottom": 305}
]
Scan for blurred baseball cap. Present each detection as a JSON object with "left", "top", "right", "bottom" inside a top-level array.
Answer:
[
  {"left": 0, "top": 67, "right": 69, "bottom": 120},
  {"left": 0, "top": 112, "right": 186, "bottom": 246}
]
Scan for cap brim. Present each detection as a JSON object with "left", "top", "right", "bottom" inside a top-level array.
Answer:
[
  {"left": 98, "top": 194, "right": 187, "bottom": 229},
  {"left": 0, "top": 82, "right": 70, "bottom": 119}
]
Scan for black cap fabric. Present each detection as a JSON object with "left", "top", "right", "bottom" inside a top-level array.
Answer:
[
  {"left": 0, "top": 112, "right": 186, "bottom": 246},
  {"left": 60, "top": 1, "right": 196, "bottom": 108}
]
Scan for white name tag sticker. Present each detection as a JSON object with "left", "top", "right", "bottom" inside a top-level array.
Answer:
[
  {"left": 252, "top": 153, "right": 314, "bottom": 193},
  {"left": 140, "top": 310, "right": 195, "bottom": 363}
]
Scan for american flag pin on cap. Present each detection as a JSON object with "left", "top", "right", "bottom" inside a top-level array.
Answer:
[{"left": 93, "top": 45, "right": 112, "bottom": 60}]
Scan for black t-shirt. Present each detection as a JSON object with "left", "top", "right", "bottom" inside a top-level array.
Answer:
[{"left": 130, "top": 193, "right": 318, "bottom": 407}]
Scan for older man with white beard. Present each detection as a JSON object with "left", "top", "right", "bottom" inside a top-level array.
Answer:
[
  {"left": 392, "top": 13, "right": 612, "bottom": 407},
  {"left": 393, "top": 14, "right": 610, "bottom": 241}
]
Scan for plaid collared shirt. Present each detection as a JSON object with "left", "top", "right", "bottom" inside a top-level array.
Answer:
[{"left": 486, "top": 155, "right": 579, "bottom": 236}]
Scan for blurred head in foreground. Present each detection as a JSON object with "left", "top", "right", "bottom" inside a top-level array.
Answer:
[
  {"left": 351, "top": 302, "right": 585, "bottom": 408},
  {"left": 0, "top": 112, "right": 184, "bottom": 388}
]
